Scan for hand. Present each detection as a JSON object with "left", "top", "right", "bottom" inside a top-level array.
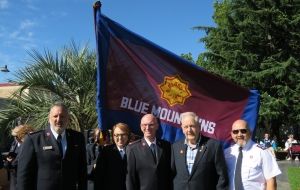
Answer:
[{"left": 6, "top": 156, "right": 13, "bottom": 162}]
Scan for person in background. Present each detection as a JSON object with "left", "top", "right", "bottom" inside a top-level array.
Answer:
[
  {"left": 126, "top": 114, "right": 172, "bottom": 190},
  {"left": 224, "top": 119, "right": 281, "bottom": 190},
  {"left": 4, "top": 125, "right": 23, "bottom": 190},
  {"left": 86, "top": 128, "right": 102, "bottom": 190},
  {"left": 260, "top": 133, "right": 272, "bottom": 148},
  {"left": 284, "top": 134, "right": 298, "bottom": 160},
  {"left": 95, "top": 122, "right": 130, "bottom": 190},
  {"left": 171, "top": 112, "right": 228, "bottom": 190},
  {"left": 260, "top": 133, "right": 276, "bottom": 157},
  {"left": 6, "top": 125, "right": 34, "bottom": 190},
  {"left": 17, "top": 102, "right": 87, "bottom": 190},
  {"left": 271, "top": 136, "right": 278, "bottom": 152}
]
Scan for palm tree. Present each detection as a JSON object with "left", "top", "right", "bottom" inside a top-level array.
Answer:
[{"left": 0, "top": 41, "right": 98, "bottom": 132}]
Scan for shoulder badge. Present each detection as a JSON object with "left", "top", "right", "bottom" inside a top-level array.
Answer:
[
  {"left": 129, "top": 139, "right": 141, "bottom": 145},
  {"left": 29, "top": 129, "right": 43, "bottom": 135}
]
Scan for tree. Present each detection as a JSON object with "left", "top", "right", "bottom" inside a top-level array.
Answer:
[
  {"left": 0, "top": 42, "right": 98, "bottom": 132},
  {"left": 195, "top": 0, "right": 300, "bottom": 140}
]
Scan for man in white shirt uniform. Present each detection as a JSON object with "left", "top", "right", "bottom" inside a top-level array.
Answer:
[{"left": 224, "top": 119, "right": 281, "bottom": 190}]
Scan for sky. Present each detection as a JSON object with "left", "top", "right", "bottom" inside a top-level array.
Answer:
[{"left": 0, "top": 0, "right": 215, "bottom": 82}]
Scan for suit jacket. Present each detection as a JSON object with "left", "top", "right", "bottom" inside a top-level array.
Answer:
[
  {"left": 94, "top": 144, "right": 127, "bottom": 190},
  {"left": 17, "top": 127, "right": 87, "bottom": 190},
  {"left": 5, "top": 140, "right": 21, "bottom": 190},
  {"left": 86, "top": 143, "right": 101, "bottom": 178},
  {"left": 171, "top": 136, "right": 228, "bottom": 190},
  {"left": 126, "top": 138, "right": 172, "bottom": 190}
]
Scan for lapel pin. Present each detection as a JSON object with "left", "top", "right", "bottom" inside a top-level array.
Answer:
[
  {"left": 142, "top": 142, "right": 146, "bottom": 146},
  {"left": 43, "top": 146, "right": 53, "bottom": 150},
  {"left": 46, "top": 132, "right": 50, "bottom": 137},
  {"left": 199, "top": 145, "right": 204, "bottom": 152},
  {"left": 180, "top": 150, "right": 184, "bottom": 154}
]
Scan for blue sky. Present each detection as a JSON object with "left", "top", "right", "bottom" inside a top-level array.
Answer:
[{"left": 0, "top": 0, "right": 215, "bottom": 82}]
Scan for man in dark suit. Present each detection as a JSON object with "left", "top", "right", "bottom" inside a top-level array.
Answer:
[
  {"left": 171, "top": 112, "right": 228, "bottom": 190},
  {"left": 17, "top": 102, "right": 87, "bottom": 190},
  {"left": 126, "top": 114, "right": 172, "bottom": 190}
]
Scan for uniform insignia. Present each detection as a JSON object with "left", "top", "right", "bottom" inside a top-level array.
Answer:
[
  {"left": 180, "top": 150, "right": 184, "bottom": 154},
  {"left": 158, "top": 75, "right": 191, "bottom": 106},
  {"left": 43, "top": 146, "right": 53, "bottom": 150}
]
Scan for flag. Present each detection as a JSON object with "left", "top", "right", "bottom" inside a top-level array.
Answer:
[{"left": 93, "top": 2, "right": 260, "bottom": 143}]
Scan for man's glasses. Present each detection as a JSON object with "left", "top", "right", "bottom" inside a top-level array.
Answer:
[{"left": 232, "top": 129, "right": 248, "bottom": 134}]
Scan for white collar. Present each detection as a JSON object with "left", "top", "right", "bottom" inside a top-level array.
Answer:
[
  {"left": 50, "top": 126, "right": 66, "bottom": 140},
  {"left": 144, "top": 138, "right": 157, "bottom": 147}
]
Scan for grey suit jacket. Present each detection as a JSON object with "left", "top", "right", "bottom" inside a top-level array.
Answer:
[
  {"left": 171, "top": 135, "right": 228, "bottom": 190},
  {"left": 17, "top": 127, "right": 87, "bottom": 190}
]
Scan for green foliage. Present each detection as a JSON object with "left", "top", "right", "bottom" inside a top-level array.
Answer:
[
  {"left": 0, "top": 41, "right": 98, "bottom": 132},
  {"left": 180, "top": 53, "right": 195, "bottom": 63},
  {"left": 287, "top": 167, "right": 300, "bottom": 190},
  {"left": 196, "top": 0, "right": 300, "bottom": 135}
]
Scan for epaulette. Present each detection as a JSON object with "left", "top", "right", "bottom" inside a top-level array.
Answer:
[
  {"left": 29, "top": 129, "right": 43, "bottom": 135},
  {"left": 128, "top": 139, "right": 141, "bottom": 145},
  {"left": 257, "top": 144, "right": 267, "bottom": 150}
]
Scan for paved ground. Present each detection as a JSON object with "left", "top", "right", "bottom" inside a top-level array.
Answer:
[{"left": 277, "top": 159, "right": 300, "bottom": 190}]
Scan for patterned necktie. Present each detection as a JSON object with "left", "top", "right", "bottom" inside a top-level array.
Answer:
[
  {"left": 57, "top": 134, "right": 63, "bottom": 157},
  {"left": 234, "top": 146, "right": 243, "bottom": 190},
  {"left": 150, "top": 143, "right": 157, "bottom": 163}
]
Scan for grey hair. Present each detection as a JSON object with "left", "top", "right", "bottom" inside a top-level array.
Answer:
[
  {"left": 50, "top": 101, "right": 69, "bottom": 114},
  {"left": 180, "top": 112, "right": 198, "bottom": 124}
]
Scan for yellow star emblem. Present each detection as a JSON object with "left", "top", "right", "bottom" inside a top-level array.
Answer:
[{"left": 158, "top": 75, "right": 191, "bottom": 106}]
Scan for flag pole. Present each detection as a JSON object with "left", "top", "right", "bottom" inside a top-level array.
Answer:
[{"left": 93, "top": 1, "right": 102, "bottom": 32}]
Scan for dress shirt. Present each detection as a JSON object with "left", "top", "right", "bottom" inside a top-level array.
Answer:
[
  {"left": 224, "top": 140, "right": 281, "bottom": 190},
  {"left": 50, "top": 127, "right": 67, "bottom": 158},
  {"left": 184, "top": 139, "right": 200, "bottom": 175}
]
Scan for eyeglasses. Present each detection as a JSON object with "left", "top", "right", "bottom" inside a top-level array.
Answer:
[
  {"left": 232, "top": 129, "right": 248, "bottom": 134},
  {"left": 114, "top": 134, "right": 128, "bottom": 138}
]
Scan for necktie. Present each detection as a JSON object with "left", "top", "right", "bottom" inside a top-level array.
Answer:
[
  {"left": 150, "top": 143, "right": 157, "bottom": 163},
  {"left": 120, "top": 149, "right": 125, "bottom": 159},
  {"left": 234, "top": 146, "right": 243, "bottom": 190},
  {"left": 57, "top": 134, "right": 63, "bottom": 157}
]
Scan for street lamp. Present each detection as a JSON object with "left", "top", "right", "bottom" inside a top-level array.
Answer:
[{"left": 0, "top": 65, "right": 9, "bottom": 72}]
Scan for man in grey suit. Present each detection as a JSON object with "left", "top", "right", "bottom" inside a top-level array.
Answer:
[
  {"left": 126, "top": 114, "right": 172, "bottom": 190},
  {"left": 171, "top": 112, "right": 228, "bottom": 190},
  {"left": 17, "top": 102, "right": 87, "bottom": 190}
]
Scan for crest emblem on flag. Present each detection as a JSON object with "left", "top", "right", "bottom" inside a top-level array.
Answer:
[{"left": 158, "top": 75, "right": 191, "bottom": 106}]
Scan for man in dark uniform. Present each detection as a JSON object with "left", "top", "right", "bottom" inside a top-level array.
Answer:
[
  {"left": 17, "top": 102, "right": 87, "bottom": 190},
  {"left": 171, "top": 112, "right": 228, "bottom": 190},
  {"left": 126, "top": 114, "right": 172, "bottom": 190}
]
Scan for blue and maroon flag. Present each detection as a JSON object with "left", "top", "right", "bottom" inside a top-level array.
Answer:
[{"left": 93, "top": 2, "right": 260, "bottom": 143}]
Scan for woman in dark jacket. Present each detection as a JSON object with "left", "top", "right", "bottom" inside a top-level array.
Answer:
[{"left": 94, "top": 123, "right": 131, "bottom": 190}]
